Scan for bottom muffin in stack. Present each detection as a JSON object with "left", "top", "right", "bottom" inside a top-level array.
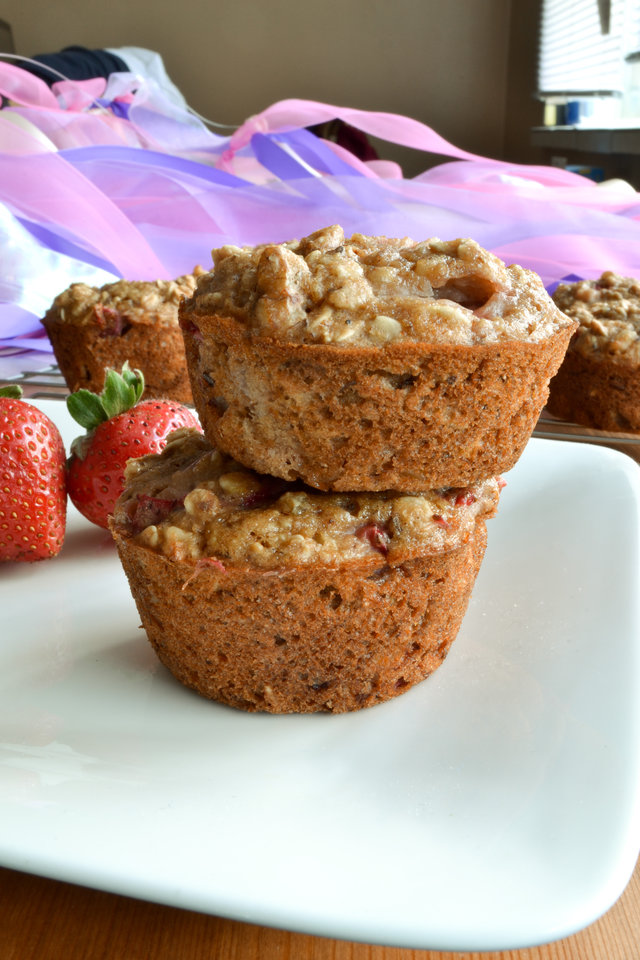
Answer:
[{"left": 110, "top": 428, "right": 502, "bottom": 713}]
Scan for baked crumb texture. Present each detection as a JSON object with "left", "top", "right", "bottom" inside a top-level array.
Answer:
[
  {"left": 181, "top": 225, "right": 576, "bottom": 490},
  {"left": 111, "top": 429, "right": 500, "bottom": 713},
  {"left": 548, "top": 272, "right": 640, "bottom": 431},
  {"left": 42, "top": 271, "right": 204, "bottom": 402}
]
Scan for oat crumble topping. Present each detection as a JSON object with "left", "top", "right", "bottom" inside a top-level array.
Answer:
[
  {"left": 553, "top": 272, "right": 640, "bottom": 360},
  {"left": 113, "top": 429, "right": 501, "bottom": 569},
  {"left": 184, "top": 225, "right": 569, "bottom": 347},
  {"left": 45, "top": 269, "right": 205, "bottom": 328}
]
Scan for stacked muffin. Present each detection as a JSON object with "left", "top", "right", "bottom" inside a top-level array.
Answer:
[
  {"left": 41, "top": 271, "right": 204, "bottom": 403},
  {"left": 110, "top": 226, "right": 576, "bottom": 713}
]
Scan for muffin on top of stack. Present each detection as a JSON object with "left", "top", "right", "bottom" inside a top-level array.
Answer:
[{"left": 110, "top": 225, "right": 576, "bottom": 713}]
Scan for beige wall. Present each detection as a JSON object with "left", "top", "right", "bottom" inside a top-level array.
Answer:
[
  {"left": 504, "top": 0, "right": 545, "bottom": 164},
  {"left": 1, "top": 0, "right": 526, "bottom": 175}
]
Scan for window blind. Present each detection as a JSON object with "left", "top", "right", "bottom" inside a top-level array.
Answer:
[
  {"left": 625, "top": 0, "right": 640, "bottom": 59},
  {"left": 538, "top": 0, "right": 632, "bottom": 95}
]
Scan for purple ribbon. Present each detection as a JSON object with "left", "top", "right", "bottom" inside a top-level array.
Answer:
[
  {"left": 16, "top": 216, "right": 120, "bottom": 275},
  {"left": 250, "top": 129, "right": 362, "bottom": 181},
  {"left": 95, "top": 98, "right": 131, "bottom": 120},
  {"left": 60, "top": 144, "right": 247, "bottom": 189},
  {"left": 546, "top": 273, "right": 585, "bottom": 295}
]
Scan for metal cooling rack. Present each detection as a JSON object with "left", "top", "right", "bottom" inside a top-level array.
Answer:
[
  {"left": 533, "top": 412, "right": 640, "bottom": 465},
  {"left": 2, "top": 353, "right": 640, "bottom": 466},
  {"left": 0, "top": 359, "right": 68, "bottom": 399}
]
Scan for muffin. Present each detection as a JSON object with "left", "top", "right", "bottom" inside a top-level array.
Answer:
[
  {"left": 180, "top": 225, "right": 576, "bottom": 491},
  {"left": 110, "top": 428, "right": 503, "bottom": 714},
  {"left": 547, "top": 272, "right": 640, "bottom": 431},
  {"left": 42, "top": 271, "right": 204, "bottom": 403}
]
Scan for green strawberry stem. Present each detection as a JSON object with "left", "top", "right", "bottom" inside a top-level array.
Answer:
[
  {"left": 0, "top": 384, "right": 23, "bottom": 399},
  {"left": 67, "top": 362, "right": 145, "bottom": 432}
]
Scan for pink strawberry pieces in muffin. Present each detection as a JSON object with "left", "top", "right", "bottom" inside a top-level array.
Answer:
[
  {"left": 356, "top": 522, "right": 390, "bottom": 556},
  {"left": 127, "top": 495, "right": 185, "bottom": 534}
]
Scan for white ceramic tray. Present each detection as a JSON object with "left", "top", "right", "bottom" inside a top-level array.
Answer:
[{"left": 2, "top": 399, "right": 640, "bottom": 952}]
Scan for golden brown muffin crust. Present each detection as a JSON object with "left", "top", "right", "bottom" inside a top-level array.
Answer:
[
  {"left": 182, "top": 313, "right": 574, "bottom": 490},
  {"left": 112, "top": 510, "right": 489, "bottom": 713}
]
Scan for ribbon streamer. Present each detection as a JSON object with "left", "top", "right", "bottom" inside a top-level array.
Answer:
[{"left": 1, "top": 64, "right": 639, "bottom": 356}]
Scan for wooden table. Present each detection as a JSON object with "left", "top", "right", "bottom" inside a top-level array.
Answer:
[{"left": 1, "top": 857, "right": 639, "bottom": 959}]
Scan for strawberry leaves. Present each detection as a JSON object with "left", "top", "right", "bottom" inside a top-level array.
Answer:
[
  {"left": 66, "top": 363, "right": 200, "bottom": 529},
  {"left": 0, "top": 385, "right": 23, "bottom": 400},
  {"left": 67, "top": 362, "right": 145, "bottom": 434}
]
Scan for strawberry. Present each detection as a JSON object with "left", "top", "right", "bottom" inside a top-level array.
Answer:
[
  {"left": 0, "top": 385, "right": 67, "bottom": 562},
  {"left": 66, "top": 363, "right": 200, "bottom": 529},
  {"left": 355, "top": 522, "right": 390, "bottom": 556}
]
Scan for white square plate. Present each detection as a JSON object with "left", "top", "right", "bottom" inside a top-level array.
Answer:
[{"left": 2, "top": 399, "right": 640, "bottom": 952}]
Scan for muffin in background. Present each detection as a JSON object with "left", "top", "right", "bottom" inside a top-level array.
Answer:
[
  {"left": 547, "top": 272, "right": 640, "bottom": 432},
  {"left": 42, "top": 270, "right": 204, "bottom": 403},
  {"left": 180, "top": 225, "right": 576, "bottom": 492},
  {"left": 110, "top": 428, "right": 503, "bottom": 714}
]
